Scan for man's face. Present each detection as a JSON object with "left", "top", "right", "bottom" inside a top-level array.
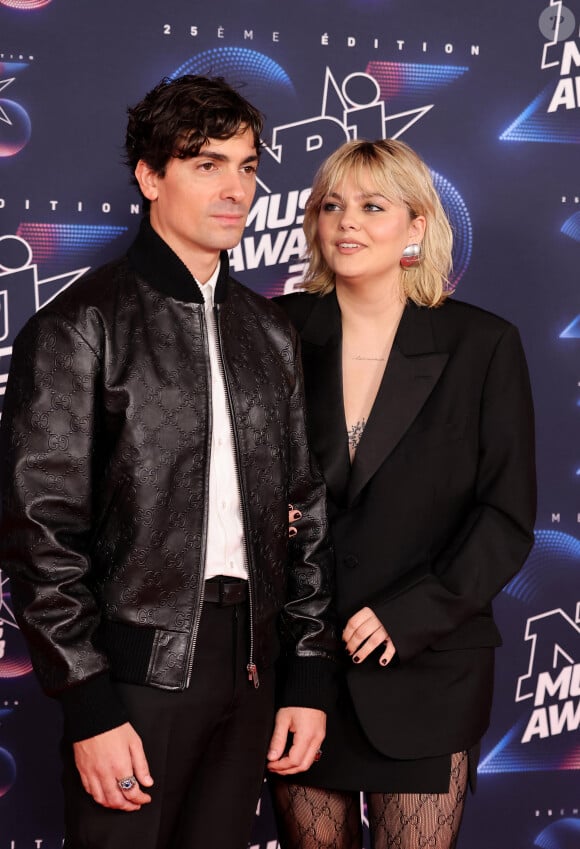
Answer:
[{"left": 136, "top": 128, "right": 258, "bottom": 280}]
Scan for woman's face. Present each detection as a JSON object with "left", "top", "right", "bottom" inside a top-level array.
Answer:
[{"left": 317, "top": 170, "right": 425, "bottom": 289}]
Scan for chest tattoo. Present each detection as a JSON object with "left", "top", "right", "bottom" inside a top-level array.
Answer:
[{"left": 347, "top": 418, "right": 367, "bottom": 451}]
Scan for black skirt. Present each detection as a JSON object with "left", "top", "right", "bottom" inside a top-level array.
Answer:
[{"left": 289, "top": 677, "right": 453, "bottom": 794}]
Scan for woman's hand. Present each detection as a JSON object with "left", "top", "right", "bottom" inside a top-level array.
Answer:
[
  {"left": 288, "top": 504, "right": 302, "bottom": 538},
  {"left": 342, "top": 606, "right": 397, "bottom": 666}
]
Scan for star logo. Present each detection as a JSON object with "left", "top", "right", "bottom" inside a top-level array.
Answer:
[{"left": 0, "top": 78, "right": 15, "bottom": 126}]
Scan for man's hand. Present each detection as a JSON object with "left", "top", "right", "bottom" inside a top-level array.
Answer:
[
  {"left": 343, "top": 606, "right": 396, "bottom": 666},
  {"left": 73, "top": 722, "right": 154, "bottom": 811},
  {"left": 266, "top": 706, "right": 326, "bottom": 775}
]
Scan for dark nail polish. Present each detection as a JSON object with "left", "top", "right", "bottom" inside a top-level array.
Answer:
[
  {"left": 353, "top": 655, "right": 360, "bottom": 663},
  {"left": 380, "top": 658, "right": 387, "bottom": 666}
]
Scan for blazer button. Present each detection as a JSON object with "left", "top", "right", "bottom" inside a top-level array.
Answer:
[{"left": 343, "top": 554, "right": 359, "bottom": 570}]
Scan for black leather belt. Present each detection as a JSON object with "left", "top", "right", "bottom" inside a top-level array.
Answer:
[{"left": 204, "top": 576, "right": 248, "bottom": 606}]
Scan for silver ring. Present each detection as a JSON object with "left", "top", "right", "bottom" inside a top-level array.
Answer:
[{"left": 117, "top": 775, "right": 137, "bottom": 792}]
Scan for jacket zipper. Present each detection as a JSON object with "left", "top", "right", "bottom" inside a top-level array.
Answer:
[
  {"left": 214, "top": 303, "right": 260, "bottom": 688},
  {"left": 183, "top": 304, "right": 212, "bottom": 688}
]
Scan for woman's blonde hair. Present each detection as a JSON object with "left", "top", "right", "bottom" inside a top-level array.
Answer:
[{"left": 303, "top": 138, "right": 453, "bottom": 307}]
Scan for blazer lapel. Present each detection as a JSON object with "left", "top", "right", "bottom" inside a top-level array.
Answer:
[
  {"left": 299, "top": 294, "right": 350, "bottom": 503},
  {"left": 347, "top": 303, "right": 449, "bottom": 505}
]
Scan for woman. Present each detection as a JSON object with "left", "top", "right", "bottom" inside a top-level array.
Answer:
[{"left": 268, "top": 139, "right": 536, "bottom": 849}]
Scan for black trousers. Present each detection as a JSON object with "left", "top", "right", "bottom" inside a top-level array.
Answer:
[{"left": 62, "top": 596, "right": 275, "bottom": 849}]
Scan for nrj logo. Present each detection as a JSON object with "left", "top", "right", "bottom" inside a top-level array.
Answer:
[
  {"left": 0, "top": 232, "right": 90, "bottom": 410},
  {"left": 226, "top": 65, "right": 471, "bottom": 290},
  {"left": 516, "top": 604, "right": 580, "bottom": 743},
  {"left": 539, "top": 1, "right": 580, "bottom": 112},
  {"left": 230, "top": 66, "right": 436, "bottom": 283},
  {"left": 170, "top": 51, "right": 472, "bottom": 292},
  {"left": 500, "top": 3, "right": 580, "bottom": 141}
]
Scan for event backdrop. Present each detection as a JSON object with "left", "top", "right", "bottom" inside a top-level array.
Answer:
[{"left": 1, "top": 1, "right": 579, "bottom": 847}]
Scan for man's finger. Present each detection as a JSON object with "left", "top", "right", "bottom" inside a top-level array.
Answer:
[
  {"left": 115, "top": 783, "right": 150, "bottom": 809},
  {"left": 129, "top": 737, "right": 154, "bottom": 788}
]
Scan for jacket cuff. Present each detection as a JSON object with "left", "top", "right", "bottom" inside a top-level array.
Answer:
[
  {"left": 58, "top": 672, "right": 130, "bottom": 743},
  {"left": 278, "top": 656, "right": 336, "bottom": 714}
]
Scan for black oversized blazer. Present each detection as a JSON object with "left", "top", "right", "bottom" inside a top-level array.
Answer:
[{"left": 276, "top": 290, "right": 536, "bottom": 760}]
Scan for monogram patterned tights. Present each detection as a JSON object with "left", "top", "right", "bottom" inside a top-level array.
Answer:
[{"left": 271, "top": 751, "right": 468, "bottom": 849}]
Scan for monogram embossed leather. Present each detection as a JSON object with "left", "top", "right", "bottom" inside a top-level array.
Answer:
[{"left": 0, "top": 220, "right": 337, "bottom": 741}]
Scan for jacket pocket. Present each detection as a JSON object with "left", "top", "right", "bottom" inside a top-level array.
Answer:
[
  {"left": 430, "top": 614, "right": 502, "bottom": 651},
  {"left": 404, "top": 416, "right": 469, "bottom": 448}
]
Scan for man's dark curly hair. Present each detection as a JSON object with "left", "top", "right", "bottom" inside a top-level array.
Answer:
[{"left": 125, "top": 74, "right": 264, "bottom": 204}]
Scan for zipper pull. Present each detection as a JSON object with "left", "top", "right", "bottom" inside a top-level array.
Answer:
[{"left": 247, "top": 662, "right": 260, "bottom": 689}]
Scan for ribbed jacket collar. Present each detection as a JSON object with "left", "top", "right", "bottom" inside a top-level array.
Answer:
[{"left": 126, "top": 217, "right": 231, "bottom": 305}]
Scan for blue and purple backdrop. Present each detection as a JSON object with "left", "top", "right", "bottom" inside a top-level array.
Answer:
[{"left": 0, "top": 1, "right": 579, "bottom": 847}]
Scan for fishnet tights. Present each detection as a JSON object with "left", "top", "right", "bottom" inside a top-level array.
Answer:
[
  {"left": 271, "top": 782, "right": 362, "bottom": 849},
  {"left": 271, "top": 751, "right": 468, "bottom": 849}
]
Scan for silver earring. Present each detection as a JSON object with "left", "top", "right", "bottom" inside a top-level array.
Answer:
[{"left": 400, "top": 243, "right": 422, "bottom": 268}]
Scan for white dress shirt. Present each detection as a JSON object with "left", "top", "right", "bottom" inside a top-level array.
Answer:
[{"left": 196, "top": 266, "right": 248, "bottom": 581}]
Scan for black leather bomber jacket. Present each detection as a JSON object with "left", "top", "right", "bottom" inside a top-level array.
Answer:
[{"left": 0, "top": 220, "right": 337, "bottom": 741}]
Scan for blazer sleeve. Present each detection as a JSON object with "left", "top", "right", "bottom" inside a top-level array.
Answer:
[
  {"left": 278, "top": 329, "right": 338, "bottom": 710},
  {"left": 0, "top": 310, "right": 129, "bottom": 739},
  {"left": 370, "top": 323, "right": 536, "bottom": 662}
]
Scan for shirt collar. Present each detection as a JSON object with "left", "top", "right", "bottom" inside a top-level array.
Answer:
[{"left": 197, "top": 263, "right": 220, "bottom": 309}]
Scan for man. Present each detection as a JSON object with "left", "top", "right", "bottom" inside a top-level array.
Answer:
[{"left": 0, "top": 75, "right": 336, "bottom": 849}]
